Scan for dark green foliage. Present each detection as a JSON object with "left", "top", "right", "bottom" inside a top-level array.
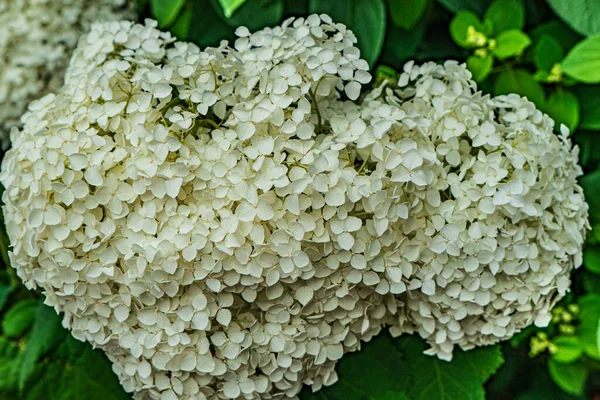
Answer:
[{"left": 3, "top": 0, "right": 600, "bottom": 399}]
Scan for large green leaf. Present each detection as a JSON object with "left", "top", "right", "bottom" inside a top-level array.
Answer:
[
  {"left": 220, "top": 0, "right": 284, "bottom": 31},
  {"left": 576, "top": 85, "right": 600, "bottom": 130},
  {"left": 584, "top": 245, "right": 600, "bottom": 274},
  {"left": 576, "top": 294, "right": 600, "bottom": 360},
  {"left": 18, "top": 302, "right": 67, "bottom": 392},
  {"left": 436, "top": 0, "right": 491, "bottom": 16},
  {"left": 380, "top": 21, "right": 427, "bottom": 67},
  {"left": 534, "top": 35, "right": 563, "bottom": 72},
  {"left": 300, "top": 333, "right": 410, "bottom": 399},
  {"left": 309, "top": 0, "right": 387, "bottom": 66},
  {"left": 546, "top": 0, "right": 600, "bottom": 36},
  {"left": 493, "top": 69, "right": 545, "bottom": 106},
  {"left": 2, "top": 300, "right": 37, "bottom": 338},
  {"left": 389, "top": 0, "right": 429, "bottom": 30},
  {"left": 400, "top": 337, "right": 503, "bottom": 400},
  {"left": 24, "top": 335, "right": 129, "bottom": 400},
  {"left": 188, "top": 1, "right": 234, "bottom": 47},
  {"left": 544, "top": 90, "right": 580, "bottom": 131},
  {"left": 150, "top": 0, "right": 186, "bottom": 28},
  {"left": 300, "top": 334, "right": 502, "bottom": 400},
  {"left": 562, "top": 34, "right": 600, "bottom": 83},
  {"left": 530, "top": 20, "right": 582, "bottom": 54},
  {"left": 217, "top": 0, "right": 247, "bottom": 18},
  {"left": 548, "top": 359, "right": 588, "bottom": 396}
]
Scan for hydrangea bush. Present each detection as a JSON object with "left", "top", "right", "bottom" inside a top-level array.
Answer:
[
  {"left": 0, "top": 0, "right": 134, "bottom": 147},
  {"left": 0, "top": 14, "right": 589, "bottom": 400}
]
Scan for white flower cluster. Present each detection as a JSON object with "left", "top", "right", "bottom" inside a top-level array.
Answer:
[
  {"left": 0, "top": 0, "right": 133, "bottom": 147},
  {"left": 0, "top": 16, "right": 588, "bottom": 400}
]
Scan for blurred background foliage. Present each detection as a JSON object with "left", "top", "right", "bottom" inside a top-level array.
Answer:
[{"left": 2, "top": 0, "right": 600, "bottom": 398}]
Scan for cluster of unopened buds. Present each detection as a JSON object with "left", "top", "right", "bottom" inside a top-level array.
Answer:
[{"left": 0, "top": 15, "right": 588, "bottom": 400}]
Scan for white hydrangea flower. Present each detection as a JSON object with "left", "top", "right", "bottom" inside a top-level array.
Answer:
[
  {"left": 368, "top": 60, "right": 590, "bottom": 361},
  {"left": 0, "top": 16, "right": 588, "bottom": 400},
  {"left": 0, "top": 0, "right": 134, "bottom": 148}
]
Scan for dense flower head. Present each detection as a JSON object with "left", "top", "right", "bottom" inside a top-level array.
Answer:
[
  {"left": 0, "top": 0, "right": 133, "bottom": 147},
  {"left": 0, "top": 16, "right": 589, "bottom": 400}
]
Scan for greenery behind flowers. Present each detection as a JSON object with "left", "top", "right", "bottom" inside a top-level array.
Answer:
[{"left": 2, "top": 0, "right": 600, "bottom": 398}]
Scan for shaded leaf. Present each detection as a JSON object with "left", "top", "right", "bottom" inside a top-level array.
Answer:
[
  {"left": 534, "top": 35, "right": 563, "bottom": 71},
  {"left": 380, "top": 21, "right": 427, "bottom": 67},
  {"left": 309, "top": 0, "right": 386, "bottom": 66},
  {"left": 399, "top": 336, "right": 504, "bottom": 400},
  {"left": 150, "top": 0, "right": 186, "bottom": 28},
  {"left": 18, "top": 302, "right": 67, "bottom": 392},
  {"left": 2, "top": 300, "right": 37, "bottom": 338},
  {"left": 547, "top": 0, "right": 600, "bottom": 36},
  {"left": 389, "top": 0, "right": 429, "bottom": 29},
  {"left": 222, "top": 0, "right": 284, "bottom": 31},
  {"left": 170, "top": 9, "right": 193, "bottom": 40},
  {"left": 575, "top": 85, "right": 600, "bottom": 130},
  {"left": 530, "top": 20, "right": 582, "bottom": 54},
  {"left": 300, "top": 333, "right": 410, "bottom": 399},
  {"left": 494, "top": 68, "right": 545, "bottom": 106},
  {"left": 544, "top": 90, "right": 580, "bottom": 131},
  {"left": 436, "top": 0, "right": 490, "bottom": 16},
  {"left": 217, "top": 0, "right": 247, "bottom": 18}
]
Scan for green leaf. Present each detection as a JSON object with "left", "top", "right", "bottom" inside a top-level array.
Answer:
[
  {"left": 389, "top": 0, "right": 429, "bottom": 29},
  {"left": 530, "top": 20, "right": 583, "bottom": 54},
  {"left": 18, "top": 302, "right": 67, "bottom": 392},
  {"left": 0, "top": 284, "right": 13, "bottom": 312},
  {"left": 217, "top": 0, "right": 247, "bottom": 18},
  {"left": 583, "top": 271, "right": 600, "bottom": 293},
  {"left": 149, "top": 0, "right": 186, "bottom": 28},
  {"left": 548, "top": 359, "right": 588, "bottom": 396},
  {"left": 467, "top": 54, "right": 493, "bottom": 82},
  {"left": 562, "top": 33, "right": 600, "bottom": 83},
  {"left": 24, "top": 336, "right": 129, "bottom": 400},
  {"left": 300, "top": 333, "right": 410, "bottom": 399},
  {"left": 581, "top": 170, "right": 600, "bottom": 218},
  {"left": 577, "top": 294, "right": 600, "bottom": 360},
  {"left": 170, "top": 9, "right": 193, "bottom": 40},
  {"left": 0, "top": 337, "right": 22, "bottom": 397},
  {"left": 493, "top": 29, "right": 531, "bottom": 60},
  {"left": 436, "top": 0, "right": 490, "bottom": 16},
  {"left": 584, "top": 245, "right": 600, "bottom": 274},
  {"left": 551, "top": 336, "right": 583, "bottom": 364},
  {"left": 450, "top": 11, "right": 485, "bottom": 48},
  {"left": 400, "top": 337, "right": 504, "bottom": 400},
  {"left": 220, "top": 0, "right": 283, "bottom": 32},
  {"left": 544, "top": 90, "right": 580, "bottom": 131},
  {"left": 483, "top": 0, "right": 524, "bottom": 36},
  {"left": 576, "top": 85, "right": 600, "bottom": 130},
  {"left": 534, "top": 35, "right": 564, "bottom": 72},
  {"left": 547, "top": 0, "right": 600, "bottom": 36},
  {"left": 2, "top": 300, "right": 37, "bottom": 338},
  {"left": 494, "top": 69, "right": 545, "bottom": 106},
  {"left": 309, "top": 0, "right": 386, "bottom": 66},
  {"left": 187, "top": 2, "right": 234, "bottom": 48},
  {"left": 380, "top": 21, "right": 426, "bottom": 67}
]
